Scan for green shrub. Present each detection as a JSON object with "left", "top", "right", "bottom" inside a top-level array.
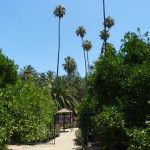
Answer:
[
  {"left": 0, "top": 49, "right": 18, "bottom": 88},
  {"left": 11, "top": 82, "right": 57, "bottom": 143},
  {"left": 127, "top": 127, "right": 150, "bottom": 150},
  {"left": 0, "top": 81, "right": 57, "bottom": 146},
  {"left": 0, "top": 104, "right": 13, "bottom": 150},
  {"left": 93, "top": 105, "right": 128, "bottom": 150}
]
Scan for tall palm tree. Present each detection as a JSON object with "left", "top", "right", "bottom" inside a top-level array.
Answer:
[
  {"left": 53, "top": 5, "right": 66, "bottom": 77},
  {"left": 100, "top": 16, "right": 115, "bottom": 54},
  {"left": 75, "top": 26, "right": 87, "bottom": 76},
  {"left": 82, "top": 40, "right": 92, "bottom": 70},
  {"left": 102, "top": 0, "right": 106, "bottom": 54},
  {"left": 62, "top": 56, "right": 77, "bottom": 77}
]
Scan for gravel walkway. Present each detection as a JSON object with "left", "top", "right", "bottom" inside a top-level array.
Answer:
[{"left": 8, "top": 128, "right": 81, "bottom": 150}]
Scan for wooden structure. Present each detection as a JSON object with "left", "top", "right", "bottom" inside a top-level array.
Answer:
[{"left": 57, "top": 108, "right": 73, "bottom": 132}]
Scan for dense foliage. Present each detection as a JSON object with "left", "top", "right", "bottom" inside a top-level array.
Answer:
[
  {"left": 79, "top": 30, "right": 150, "bottom": 149},
  {"left": 0, "top": 81, "right": 57, "bottom": 147},
  {"left": 0, "top": 49, "right": 18, "bottom": 88},
  {"left": 0, "top": 50, "right": 58, "bottom": 149}
]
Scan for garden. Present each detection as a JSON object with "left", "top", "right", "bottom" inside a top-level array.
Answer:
[{"left": 0, "top": 2, "right": 150, "bottom": 150}]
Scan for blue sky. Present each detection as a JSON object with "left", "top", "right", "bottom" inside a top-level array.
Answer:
[{"left": 0, "top": 0, "right": 150, "bottom": 77}]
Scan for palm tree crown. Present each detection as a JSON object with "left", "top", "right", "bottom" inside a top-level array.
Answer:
[
  {"left": 53, "top": 5, "right": 66, "bottom": 19},
  {"left": 99, "top": 30, "right": 110, "bottom": 41},
  {"left": 103, "top": 16, "right": 115, "bottom": 29},
  {"left": 62, "top": 56, "right": 77, "bottom": 76},
  {"left": 19, "top": 65, "right": 36, "bottom": 81},
  {"left": 82, "top": 40, "right": 92, "bottom": 52},
  {"left": 75, "top": 26, "right": 88, "bottom": 77},
  {"left": 82, "top": 40, "right": 92, "bottom": 69},
  {"left": 75, "top": 26, "right": 86, "bottom": 39},
  {"left": 50, "top": 76, "right": 78, "bottom": 112}
]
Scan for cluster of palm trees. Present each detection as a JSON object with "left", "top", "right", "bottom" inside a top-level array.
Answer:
[
  {"left": 19, "top": 64, "right": 84, "bottom": 113},
  {"left": 53, "top": 5, "right": 92, "bottom": 78},
  {"left": 53, "top": 5, "right": 93, "bottom": 111},
  {"left": 75, "top": 26, "right": 92, "bottom": 76},
  {"left": 52, "top": 3, "right": 115, "bottom": 111},
  {"left": 18, "top": 2, "right": 115, "bottom": 115}
]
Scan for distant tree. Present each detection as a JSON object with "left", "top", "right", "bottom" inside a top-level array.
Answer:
[
  {"left": 102, "top": 0, "right": 107, "bottom": 54},
  {"left": 50, "top": 76, "right": 78, "bottom": 112},
  {"left": 75, "top": 26, "right": 87, "bottom": 76},
  {"left": 71, "top": 73, "right": 86, "bottom": 101},
  {"left": 19, "top": 65, "right": 36, "bottom": 81},
  {"left": 36, "top": 72, "right": 47, "bottom": 87},
  {"left": 99, "top": 30, "right": 110, "bottom": 41},
  {"left": 82, "top": 40, "right": 92, "bottom": 69},
  {"left": 53, "top": 5, "right": 66, "bottom": 77},
  {"left": 62, "top": 56, "right": 77, "bottom": 77},
  {"left": 100, "top": 0, "right": 115, "bottom": 54},
  {"left": 35, "top": 71, "right": 56, "bottom": 88},
  {"left": 103, "top": 16, "right": 115, "bottom": 30},
  {"left": 46, "top": 70, "right": 56, "bottom": 80}
]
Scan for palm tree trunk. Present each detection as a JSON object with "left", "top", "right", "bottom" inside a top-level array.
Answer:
[
  {"left": 103, "top": 0, "right": 107, "bottom": 53},
  {"left": 86, "top": 51, "right": 90, "bottom": 71},
  {"left": 82, "top": 38, "right": 88, "bottom": 91},
  {"left": 57, "top": 18, "right": 61, "bottom": 77},
  {"left": 82, "top": 38, "right": 87, "bottom": 77}
]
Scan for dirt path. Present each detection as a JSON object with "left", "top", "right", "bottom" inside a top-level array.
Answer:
[{"left": 8, "top": 128, "right": 81, "bottom": 150}]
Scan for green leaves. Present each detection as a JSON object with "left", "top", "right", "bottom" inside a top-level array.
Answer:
[
  {"left": 50, "top": 76, "right": 79, "bottom": 113},
  {"left": 79, "top": 30, "right": 150, "bottom": 149},
  {"left": 0, "top": 49, "right": 18, "bottom": 88},
  {"left": 127, "top": 127, "right": 150, "bottom": 150},
  {"left": 0, "top": 81, "right": 57, "bottom": 146},
  {"left": 93, "top": 106, "right": 128, "bottom": 150}
]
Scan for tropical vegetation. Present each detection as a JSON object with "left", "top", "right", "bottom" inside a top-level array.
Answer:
[{"left": 0, "top": 2, "right": 150, "bottom": 150}]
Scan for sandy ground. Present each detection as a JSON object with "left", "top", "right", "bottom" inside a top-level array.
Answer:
[{"left": 8, "top": 128, "right": 81, "bottom": 150}]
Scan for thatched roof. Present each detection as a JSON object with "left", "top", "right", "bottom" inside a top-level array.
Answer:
[{"left": 57, "top": 108, "right": 72, "bottom": 114}]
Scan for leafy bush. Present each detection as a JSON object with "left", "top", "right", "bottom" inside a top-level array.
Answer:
[
  {"left": 127, "top": 127, "right": 150, "bottom": 150},
  {"left": 0, "top": 102, "right": 14, "bottom": 150},
  {"left": 0, "top": 81, "right": 57, "bottom": 146},
  {"left": 0, "top": 49, "right": 18, "bottom": 88},
  {"left": 0, "top": 49, "right": 18, "bottom": 149},
  {"left": 93, "top": 105, "right": 128, "bottom": 150}
]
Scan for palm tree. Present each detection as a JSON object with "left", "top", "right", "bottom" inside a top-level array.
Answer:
[
  {"left": 99, "top": 30, "right": 110, "bottom": 41},
  {"left": 50, "top": 76, "right": 78, "bottom": 113},
  {"left": 75, "top": 26, "right": 87, "bottom": 76},
  {"left": 82, "top": 40, "right": 92, "bottom": 70},
  {"left": 36, "top": 72, "right": 47, "bottom": 87},
  {"left": 53, "top": 5, "right": 66, "bottom": 77},
  {"left": 19, "top": 65, "right": 36, "bottom": 81},
  {"left": 103, "top": 16, "right": 115, "bottom": 30},
  {"left": 46, "top": 70, "right": 56, "bottom": 82},
  {"left": 62, "top": 56, "right": 77, "bottom": 77},
  {"left": 102, "top": 0, "right": 106, "bottom": 54}
]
